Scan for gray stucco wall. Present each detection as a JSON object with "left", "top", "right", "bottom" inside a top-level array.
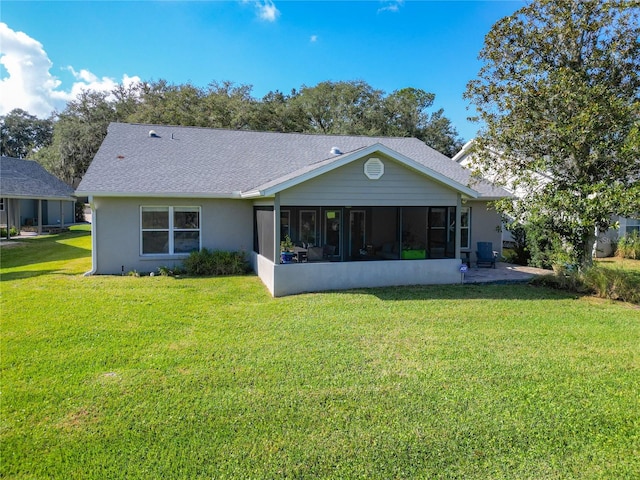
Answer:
[
  {"left": 466, "top": 200, "right": 503, "bottom": 264},
  {"left": 1, "top": 198, "right": 74, "bottom": 228},
  {"left": 91, "top": 196, "right": 253, "bottom": 274},
  {"left": 254, "top": 252, "right": 461, "bottom": 297}
]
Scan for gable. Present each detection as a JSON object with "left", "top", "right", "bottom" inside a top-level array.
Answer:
[{"left": 279, "top": 154, "right": 459, "bottom": 206}]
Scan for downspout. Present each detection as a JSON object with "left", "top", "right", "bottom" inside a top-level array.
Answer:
[{"left": 84, "top": 196, "right": 98, "bottom": 276}]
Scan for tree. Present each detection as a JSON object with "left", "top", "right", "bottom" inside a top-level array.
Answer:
[
  {"left": 34, "top": 90, "right": 120, "bottom": 185},
  {"left": 291, "top": 80, "right": 385, "bottom": 135},
  {"left": 0, "top": 109, "right": 53, "bottom": 158},
  {"left": 465, "top": 0, "right": 640, "bottom": 267}
]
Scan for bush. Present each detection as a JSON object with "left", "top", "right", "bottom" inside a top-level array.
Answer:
[
  {"left": 582, "top": 265, "right": 640, "bottom": 304},
  {"left": 0, "top": 226, "right": 19, "bottom": 237},
  {"left": 504, "top": 223, "right": 530, "bottom": 265},
  {"left": 616, "top": 230, "right": 640, "bottom": 259},
  {"left": 157, "top": 265, "right": 185, "bottom": 277},
  {"left": 75, "top": 201, "right": 86, "bottom": 223},
  {"left": 182, "top": 249, "right": 250, "bottom": 276},
  {"left": 531, "top": 264, "right": 640, "bottom": 304}
]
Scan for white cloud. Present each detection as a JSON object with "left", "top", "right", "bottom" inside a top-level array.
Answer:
[
  {"left": 255, "top": 0, "right": 280, "bottom": 22},
  {"left": 310, "top": 35, "right": 318, "bottom": 43},
  {"left": 0, "top": 23, "right": 140, "bottom": 118},
  {"left": 378, "top": 0, "right": 404, "bottom": 13}
]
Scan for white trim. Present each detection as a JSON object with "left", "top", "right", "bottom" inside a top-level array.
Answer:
[
  {"left": 460, "top": 206, "right": 471, "bottom": 251},
  {"left": 140, "top": 206, "right": 201, "bottom": 256}
]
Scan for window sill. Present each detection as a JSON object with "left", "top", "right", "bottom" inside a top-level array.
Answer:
[{"left": 140, "top": 254, "right": 191, "bottom": 260}]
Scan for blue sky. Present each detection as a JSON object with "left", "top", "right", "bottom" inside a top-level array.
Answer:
[{"left": 0, "top": 1, "right": 523, "bottom": 142}]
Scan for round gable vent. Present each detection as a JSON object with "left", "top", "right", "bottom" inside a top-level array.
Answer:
[{"left": 364, "top": 158, "right": 384, "bottom": 180}]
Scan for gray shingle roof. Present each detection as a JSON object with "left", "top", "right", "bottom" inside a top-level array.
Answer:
[
  {"left": 1, "top": 157, "right": 75, "bottom": 200},
  {"left": 77, "top": 123, "right": 507, "bottom": 199}
]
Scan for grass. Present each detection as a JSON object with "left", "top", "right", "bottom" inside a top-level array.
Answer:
[{"left": 2, "top": 227, "right": 639, "bottom": 479}]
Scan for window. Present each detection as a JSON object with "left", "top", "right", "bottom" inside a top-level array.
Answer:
[
  {"left": 141, "top": 206, "right": 200, "bottom": 255},
  {"left": 626, "top": 218, "right": 640, "bottom": 236},
  {"left": 0, "top": 198, "right": 4, "bottom": 211},
  {"left": 460, "top": 207, "right": 471, "bottom": 250}
]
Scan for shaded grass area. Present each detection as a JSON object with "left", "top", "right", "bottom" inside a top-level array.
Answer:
[
  {"left": 0, "top": 224, "right": 92, "bottom": 280},
  {"left": 2, "top": 229, "right": 639, "bottom": 478}
]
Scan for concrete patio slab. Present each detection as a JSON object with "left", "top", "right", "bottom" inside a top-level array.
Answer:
[{"left": 462, "top": 262, "right": 550, "bottom": 284}]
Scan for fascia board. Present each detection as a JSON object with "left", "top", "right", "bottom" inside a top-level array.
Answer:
[
  {"left": 75, "top": 191, "right": 242, "bottom": 199},
  {"left": 2, "top": 194, "right": 76, "bottom": 202}
]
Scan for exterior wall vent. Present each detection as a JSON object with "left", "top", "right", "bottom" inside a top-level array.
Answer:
[{"left": 364, "top": 158, "right": 384, "bottom": 180}]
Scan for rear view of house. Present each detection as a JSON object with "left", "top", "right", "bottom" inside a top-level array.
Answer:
[{"left": 77, "top": 123, "right": 508, "bottom": 296}]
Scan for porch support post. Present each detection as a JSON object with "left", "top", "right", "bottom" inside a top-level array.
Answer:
[
  {"left": 455, "top": 194, "right": 462, "bottom": 261},
  {"left": 274, "top": 193, "right": 281, "bottom": 264},
  {"left": 5, "top": 198, "right": 10, "bottom": 239},
  {"left": 60, "top": 201, "right": 64, "bottom": 228},
  {"left": 37, "top": 199, "right": 43, "bottom": 235}
]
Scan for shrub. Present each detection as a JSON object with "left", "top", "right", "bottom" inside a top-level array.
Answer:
[
  {"left": 582, "top": 265, "right": 640, "bottom": 304},
  {"left": 0, "top": 226, "right": 19, "bottom": 237},
  {"left": 531, "top": 264, "right": 640, "bottom": 304},
  {"left": 504, "top": 223, "right": 530, "bottom": 265},
  {"left": 182, "top": 249, "right": 250, "bottom": 276},
  {"left": 157, "top": 265, "right": 185, "bottom": 277},
  {"left": 75, "top": 201, "right": 86, "bottom": 223},
  {"left": 616, "top": 230, "right": 640, "bottom": 259}
]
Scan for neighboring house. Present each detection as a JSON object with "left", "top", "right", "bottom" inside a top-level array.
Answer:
[
  {"left": 77, "top": 123, "right": 508, "bottom": 296},
  {"left": 452, "top": 140, "right": 638, "bottom": 257},
  {"left": 0, "top": 156, "right": 76, "bottom": 238}
]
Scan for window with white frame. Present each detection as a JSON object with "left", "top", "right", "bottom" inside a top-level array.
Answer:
[
  {"left": 141, "top": 206, "right": 200, "bottom": 255},
  {"left": 460, "top": 207, "right": 471, "bottom": 250}
]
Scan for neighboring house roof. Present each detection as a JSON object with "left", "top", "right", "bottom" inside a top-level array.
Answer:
[
  {"left": 77, "top": 123, "right": 508, "bottom": 199},
  {"left": 452, "top": 139, "right": 553, "bottom": 198},
  {"left": 0, "top": 156, "right": 76, "bottom": 201}
]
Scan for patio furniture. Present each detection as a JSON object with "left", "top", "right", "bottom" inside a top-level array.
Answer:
[
  {"left": 476, "top": 242, "right": 498, "bottom": 268},
  {"left": 307, "top": 246, "right": 324, "bottom": 262}
]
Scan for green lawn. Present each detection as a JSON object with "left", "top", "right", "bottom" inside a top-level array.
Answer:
[{"left": 2, "top": 227, "right": 639, "bottom": 479}]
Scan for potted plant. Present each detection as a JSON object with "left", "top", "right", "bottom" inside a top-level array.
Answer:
[{"left": 280, "top": 235, "right": 295, "bottom": 263}]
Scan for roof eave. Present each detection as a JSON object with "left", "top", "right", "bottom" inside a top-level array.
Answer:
[
  {"left": 0, "top": 193, "right": 76, "bottom": 201},
  {"left": 75, "top": 191, "right": 242, "bottom": 199}
]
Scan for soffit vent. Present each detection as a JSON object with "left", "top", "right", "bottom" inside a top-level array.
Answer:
[{"left": 364, "top": 158, "right": 384, "bottom": 180}]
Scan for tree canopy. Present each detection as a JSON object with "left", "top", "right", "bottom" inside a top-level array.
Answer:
[
  {"left": 0, "top": 109, "right": 53, "bottom": 159},
  {"left": 465, "top": 0, "right": 640, "bottom": 267},
  {"left": 25, "top": 79, "right": 463, "bottom": 186}
]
